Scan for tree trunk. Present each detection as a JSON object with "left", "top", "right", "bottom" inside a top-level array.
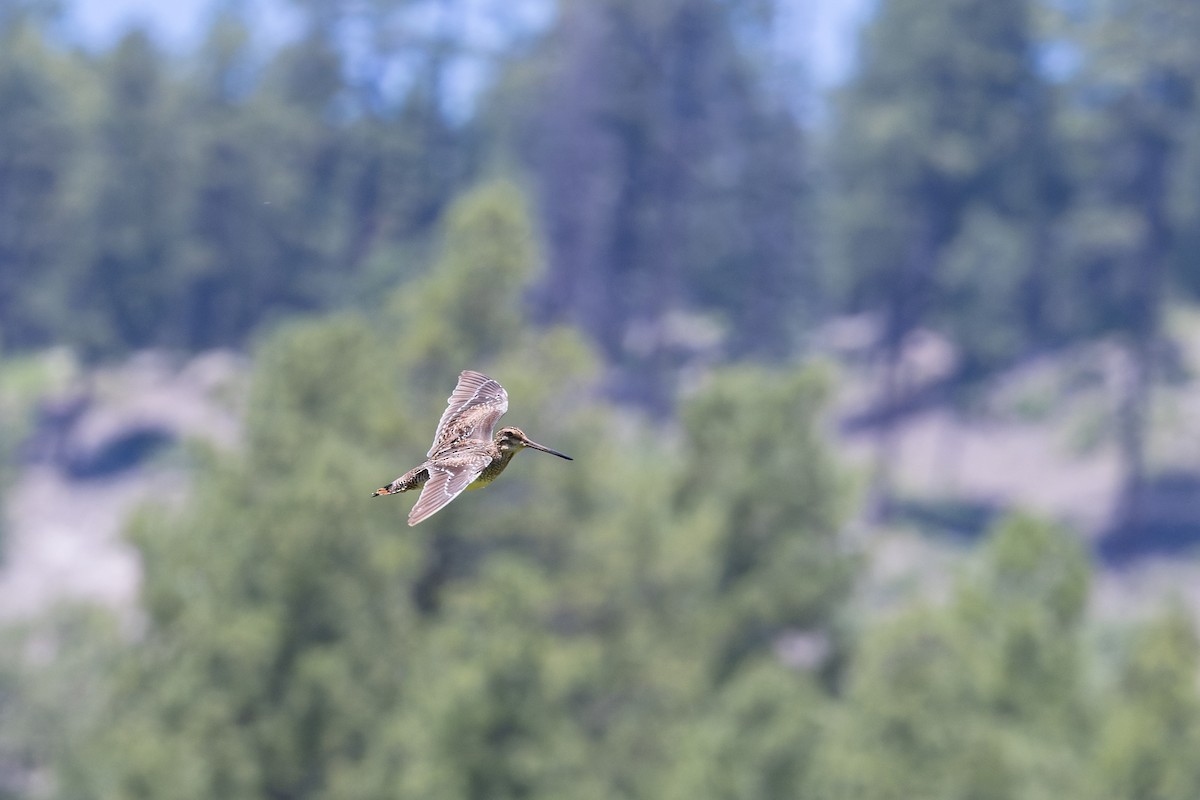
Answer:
[
  {"left": 1117, "top": 126, "right": 1170, "bottom": 535},
  {"left": 1114, "top": 336, "right": 1150, "bottom": 534},
  {"left": 868, "top": 336, "right": 904, "bottom": 522}
]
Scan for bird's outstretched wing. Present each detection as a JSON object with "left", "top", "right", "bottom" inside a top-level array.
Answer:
[
  {"left": 427, "top": 370, "right": 509, "bottom": 457},
  {"left": 407, "top": 452, "right": 492, "bottom": 526}
]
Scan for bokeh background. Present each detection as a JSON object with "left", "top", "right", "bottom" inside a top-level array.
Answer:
[{"left": 2, "top": 0, "right": 1200, "bottom": 796}]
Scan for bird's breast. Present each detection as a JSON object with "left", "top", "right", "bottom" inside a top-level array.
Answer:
[{"left": 469, "top": 452, "right": 514, "bottom": 489}]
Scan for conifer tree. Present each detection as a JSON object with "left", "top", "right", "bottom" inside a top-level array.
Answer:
[{"left": 828, "top": 0, "right": 1059, "bottom": 515}]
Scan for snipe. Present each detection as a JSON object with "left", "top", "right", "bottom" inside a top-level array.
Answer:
[{"left": 372, "top": 370, "right": 572, "bottom": 525}]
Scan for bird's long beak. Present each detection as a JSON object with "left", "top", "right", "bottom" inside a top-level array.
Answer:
[{"left": 522, "top": 438, "right": 573, "bottom": 460}]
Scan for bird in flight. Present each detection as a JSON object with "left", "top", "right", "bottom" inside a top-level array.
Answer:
[{"left": 373, "top": 370, "right": 573, "bottom": 525}]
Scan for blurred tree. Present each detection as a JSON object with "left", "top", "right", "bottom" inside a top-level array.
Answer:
[
  {"left": 808, "top": 514, "right": 1091, "bottom": 799},
  {"left": 55, "top": 313, "right": 425, "bottom": 800},
  {"left": 808, "top": 605, "right": 1007, "bottom": 800},
  {"left": 42, "top": 173, "right": 858, "bottom": 794},
  {"left": 1091, "top": 607, "right": 1200, "bottom": 799},
  {"left": 954, "top": 513, "right": 1091, "bottom": 740},
  {"left": 388, "top": 178, "right": 542, "bottom": 383},
  {"left": 1055, "top": 0, "right": 1200, "bottom": 526},
  {"left": 180, "top": 18, "right": 350, "bottom": 349},
  {"left": 280, "top": 0, "right": 473, "bottom": 252},
  {"left": 0, "top": 11, "right": 83, "bottom": 349},
  {"left": 656, "top": 647, "right": 828, "bottom": 799},
  {"left": 174, "top": 2, "right": 474, "bottom": 351},
  {"left": 506, "top": 0, "right": 813, "bottom": 408},
  {"left": 379, "top": 177, "right": 574, "bottom": 616},
  {"left": 675, "top": 365, "right": 854, "bottom": 679},
  {"left": 62, "top": 31, "right": 190, "bottom": 354},
  {"left": 827, "top": 0, "right": 1060, "bottom": 516},
  {"left": 0, "top": 1, "right": 478, "bottom": 359},
  {"left": 383, "top": 361, "right": 853, "bottom": 799},
  {"left": 0, "top": 605, "right": 123, "bottom": 800},
  {"left": 46, "top": 179, "right": 592, "bottom": 799}
]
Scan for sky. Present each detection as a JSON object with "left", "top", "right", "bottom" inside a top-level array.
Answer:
[
  {"left": 65, "top": 0, "right": 873, "bottom": 89},
  {"left": 68, "top": 0, "right": 301, "bottom": 52}
]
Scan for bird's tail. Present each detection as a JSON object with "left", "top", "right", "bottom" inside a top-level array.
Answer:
[{"left": 371, "top": 465, "right": 429, "bottom": 498}]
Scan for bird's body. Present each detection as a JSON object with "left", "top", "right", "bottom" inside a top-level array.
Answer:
[
  {"left": 375, "top": 444, "right": 519, "bottom": 495},
  {"left": 373, "top": 370, "right": 572, "bottom": 526}
]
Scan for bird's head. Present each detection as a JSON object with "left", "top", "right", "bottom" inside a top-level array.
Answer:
[{"left": 495, "top": 426, "right": 573, "bottom": 460}]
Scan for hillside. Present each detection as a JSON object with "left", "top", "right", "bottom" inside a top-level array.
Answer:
[{"left": 4, "top": 326, "right": 1198, "bottom": 626}]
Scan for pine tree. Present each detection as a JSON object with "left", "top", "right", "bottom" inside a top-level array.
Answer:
[
  {"left": 0, "top": 11, "right": 85, "bottom": 348},
  {"left": 1055, "top": 0, "right": 1200, "bottom": 527},
  {"left": 1092, "top": 608, "right": 1200, "bottom": 799},
  {"left": 828, "top": 0, "right": 1060, "bottom": 516},
  {"left": 808, "top": 514, "right": 1091, "bottom": 800},
  {"left": 512, "top": 0, "right": 813, "bottom": 407}
]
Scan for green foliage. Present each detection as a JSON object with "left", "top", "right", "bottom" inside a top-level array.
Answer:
[
  {"left": 827, "top": 0, "right": 1060, "bottom": 373},
  {"left": 507, "top": 0, "right": 813, "bottom": 404},
  {"left": 34, "top": 180, "right": 855, "bottom": 798},
  {"left": 0, "top": 8, "right": 468, "bottom": 358},
  {"left": 7, "top": 2, "right": 1200, "bottom": 797},
  {"left": 1055, "top": 0, "right": 1200, "bottom": 331},
  {"left": 677, "top": 366, "right": 854, "bottom": 676},
  {"left": 954, "top": 515, "right": 1090, "bottom": 736},
  {"left": 0, "top": 16, "right": 86, "bottom": 349},
  {"left": 62, "top": 32, "right": 190, "bottom": 353},
  {"left": 1092, "top": 608, "right": 1200, "bottom": 800},
  {"left": 1048, "top": 0, "right": 1200, "bottom": 509},
  {"left": 67, "top": 320, "right": 423, "bottom": 799},
  {"left": 809, "top": 514, "right": 1092, "bottom": 800},
  {"left": 659, "top": 660, "right": 827, "bottom": 800},
  {"left": 388, "top": 179, "right": 542, "bottom": 377},
  {"left": 5, "top": 172, "right": 1200, "bottom": 800}
]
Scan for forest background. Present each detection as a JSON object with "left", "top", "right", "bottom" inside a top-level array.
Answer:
[{"left": 3, "top": 0, "right": 1200, "bottom": 797}]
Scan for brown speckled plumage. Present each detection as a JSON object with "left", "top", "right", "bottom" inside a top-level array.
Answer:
[{"left": 372, "top": 370, "right": 572, "bottom": 526}]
